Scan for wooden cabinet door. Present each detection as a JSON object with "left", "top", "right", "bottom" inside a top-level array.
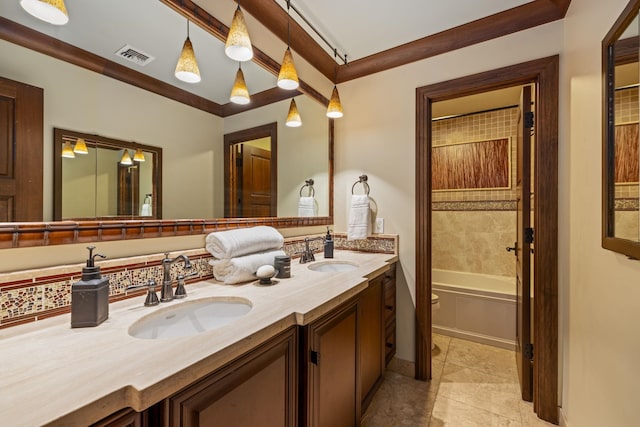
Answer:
[
  {"left": 303, "top": 300, "right": 360, "bottom": 427},
  {"left": 360, "top": 275, "right": 384, "bottom": 411},
  {"left": 167, "top": 327, "right": 297, "bottom": 427},
  {"left": 90, "top": 408, "right": 142, "bottom": 427}
]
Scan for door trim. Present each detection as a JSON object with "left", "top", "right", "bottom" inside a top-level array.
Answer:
[{"left": 415, "top": 55, "right": 559, "bottom": 423}]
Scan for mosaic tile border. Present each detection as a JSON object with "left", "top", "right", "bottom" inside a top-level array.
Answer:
[
  {"left": 615, "top": 198, "right": 639, "bottom": 211},
  {"left": 432, "top": 200, "right": 516, "bottom": 211},
  {"left": 0, "top": 234, "right": 397, "bottom": 329}
]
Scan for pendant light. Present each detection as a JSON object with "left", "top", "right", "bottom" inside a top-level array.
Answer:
[
  {"left": 120, "top": 150, "right": 133, "bottom": 166},
  {"left": 73, "top": 138, "right": 88, "bottom": 154},
  {"left": 20, "top": 0, "right": 68, "bottom": 25},
  {"left": 175, "top": 21, "right": 201, "bottom": 84},
  {"left": 61, "top": 140, "right": 75, "bottom": 158},
  {"left": 230, "top": 63, "right": 250, "bottom": 105},
  {"left": 286, "top": 98, "right": 302, "bottom": 127},
  {"left": 277, "top": 1, "right": 299, "bottom": 90},
  {"left": 225, "top": 2, "right": 253, "bottom": 62},
  {"left": 326, "top": 86, "right": 344, "bottom": 118},
  {"left": 133, "top": 148, "right": 145, "bottom": 162}
]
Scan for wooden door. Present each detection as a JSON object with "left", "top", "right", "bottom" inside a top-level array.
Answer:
[
  {"left": 241, "top": 144, "right": 274, "bottom": 217},
  {"left": 360, "top": 275, "right": 384, "bottom": 411},
  {"left": 304, "top": 300, "right": 360, "bottom": 427},
  {"left": 0, "top": 77, "right": 43, "bottom": 221},
  {"left": 515, "top": 85, "right": 533, "bottom": 401},
  {"left": 117, "top": 163, "right": 140, "bottom": 216}
]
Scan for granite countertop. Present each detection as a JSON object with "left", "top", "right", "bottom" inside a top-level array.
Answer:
[{"left": 0, "top": 250, "right": 398, "bottom": 426}]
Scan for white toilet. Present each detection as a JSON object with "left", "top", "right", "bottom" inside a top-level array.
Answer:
[{"left": 432, "top": 293, "right": 440, "bottom": 350}]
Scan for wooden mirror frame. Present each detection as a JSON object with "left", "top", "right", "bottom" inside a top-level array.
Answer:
[
  {"left": 602, "top": 0, "right": 640, "bottom": 259},
  {"left": 53, "top": 128, "right": 163, "bottom": 221},
  {"left": 0, "top": 6, "right": 334, "bottom": 250}
]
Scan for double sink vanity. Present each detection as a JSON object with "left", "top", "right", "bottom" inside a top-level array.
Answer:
[{"left": 0, "top": 250, "right": 398, "bottom": 426}]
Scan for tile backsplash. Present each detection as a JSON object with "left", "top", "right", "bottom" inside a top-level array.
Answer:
[{"left": 0, "top": 234, "right": 396, "bottom": 329}]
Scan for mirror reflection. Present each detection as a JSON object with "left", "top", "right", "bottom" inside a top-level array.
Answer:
[
  {"left": 0, "top": 0, "right": 331, "bottom": 223},
  {"left": 611, "top": 13, "right": 640, "bottom": 241},
  {"left": 54, "top": 129, "right": 162, "bottom": 220}
]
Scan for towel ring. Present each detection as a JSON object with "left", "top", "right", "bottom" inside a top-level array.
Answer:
[
  {"left": 351, "top": 174, "right": 370, "bottom": 195},
  {"left": 299, "top": 179, "right": 315, "bottom": 197}
]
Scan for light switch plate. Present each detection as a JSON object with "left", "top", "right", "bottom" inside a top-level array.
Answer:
[{"left": 375, "top": 218, "right": 384, "bottom": 234}]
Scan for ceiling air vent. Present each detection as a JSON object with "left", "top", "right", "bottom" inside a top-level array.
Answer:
[{"left": 114, "top": 44, "right": 155, "bottom": 66}]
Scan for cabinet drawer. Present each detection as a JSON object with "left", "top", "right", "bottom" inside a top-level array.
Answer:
[
  {"left": 384, "top": 321, "right": 396, "bottom": 365},
  {"left": 384, "top": 285, "right": 396, "bottom": 320}
]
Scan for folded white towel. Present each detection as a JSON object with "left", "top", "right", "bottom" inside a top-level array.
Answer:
[
  {"left": 210, "top": 249, "right": 286, "bottom": 284},
  {"left": 140, "top": 203, "right": 152, "bottom": 216},
  {"left": 347, "top": 195, "right": 371, "bottom": 240},
  {"left": 206, "top": 226, "right": 284, "bottom": 259},
  {"left": 298, "top": 196, "right": 317, "bottom": 217}
]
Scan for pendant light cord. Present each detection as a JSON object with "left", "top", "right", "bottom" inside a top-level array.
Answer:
[{"left": 286, "top": 0, "right": 291, "bottom": 48}]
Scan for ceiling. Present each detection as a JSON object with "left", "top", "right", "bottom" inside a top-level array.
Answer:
[{"left": 0, "top": 0, "right": 570, "bottom": 115}]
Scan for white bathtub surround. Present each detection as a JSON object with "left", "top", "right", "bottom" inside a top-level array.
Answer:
[{"left": 432, "top": 268, "right": 516, "bottom": 349}]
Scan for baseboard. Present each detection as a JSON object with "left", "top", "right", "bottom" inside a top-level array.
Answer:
[
  {"left": 559, "top": 407, "right": 569, "bottom": 427},
  {"left": 433, "top": 325, "right": 516, "bottom": 350}
]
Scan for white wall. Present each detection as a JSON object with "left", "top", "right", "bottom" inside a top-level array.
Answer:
[
  {"left": 0, "top": 39, "right": 225, "bottom": 220},
  {"left": 334, "top": 21, "right": 564, "bottom": 362},
  {"left": 560, "top": 0, "right": 640, "bottom": 425}
]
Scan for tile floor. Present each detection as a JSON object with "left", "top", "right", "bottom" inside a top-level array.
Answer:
[{"left": 362, "top": 334, "right": 557, "bottom": 426}]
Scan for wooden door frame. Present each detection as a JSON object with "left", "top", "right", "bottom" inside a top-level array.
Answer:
[
  {"left": 223, "top": 122, "right": 278, "bottom": 218},
  {"left": 415, "top": 55, "right": 559, "bottom": 423}
]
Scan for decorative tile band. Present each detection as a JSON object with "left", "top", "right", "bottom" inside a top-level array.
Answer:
[
  {"left": 615, "top": 198, "right": 639, "bottom": 211},
  {"left": 432, "top": 200, "right": 516, "bottom": 211},
  {"left": 0, "top": 234, "right": 396, "bottom": 329}
]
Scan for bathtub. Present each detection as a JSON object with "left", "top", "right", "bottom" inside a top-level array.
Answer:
[{"left": 431, "top": 269, "right": 516, "bottom": 350}]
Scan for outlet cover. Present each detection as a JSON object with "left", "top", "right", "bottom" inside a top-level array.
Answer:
[{"left": 375, "top": 218, "right": 384, "bottom": 234}]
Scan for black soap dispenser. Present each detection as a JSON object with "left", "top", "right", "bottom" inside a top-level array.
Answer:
[
  {"left": 324, "top": 227, "right": 334, "bottom": 259},
  {"left": 71, "top": 246, "right": 109, "bottom": 328}
]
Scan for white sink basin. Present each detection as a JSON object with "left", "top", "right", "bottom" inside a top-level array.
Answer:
[
  {"left": 128, "top": 297, "right": 252, "bottom": 340},
  {"left": 307, "top": 261, "right": 359, "bottom": 273}
]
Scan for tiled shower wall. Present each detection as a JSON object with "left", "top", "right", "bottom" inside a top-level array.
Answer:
[
  {"left": 432, "top": 107, "right": 517, "bottom": 277},
  {"left": 614, "top": 86, "right": 639, "bottom": 240}
]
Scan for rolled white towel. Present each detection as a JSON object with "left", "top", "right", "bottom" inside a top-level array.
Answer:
[
  {"left": 298, "top": 196, "right": 317, "bottom": 217},
  {"left": 206, "top": 226, "right": 284, "bottom": 259},
  {"left": 210, "top": 249, "right": 286, "bottom": 285},
  {"left": 347, "top": 194, "right": 371, "bottom": 240}
]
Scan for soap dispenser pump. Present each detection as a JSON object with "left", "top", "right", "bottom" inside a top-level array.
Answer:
[
  {"left": 71, "top": 246, "right": 109, "bottom": 328},
  {"left": 324, "top": 227, "right": 334, "bottom": 259}
]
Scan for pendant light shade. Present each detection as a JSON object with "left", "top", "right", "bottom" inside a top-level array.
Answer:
[
  {"left": 120, "top": 150, "right": 133, "bottom": 166},
  {"left": 326, "top": 86, "right": 344, "bottom": 118},
  {"left": 133, "top": 148, "right": 145, "bottom": 162},
  {"left": 73, "top": 138, "right": 88, "bottom": 154},
  {"left": 175, "top": 36, "right": 201, "bottom": 83},
  {"left": 61, "top": 140, "right": 75, "bottom": 158},
  {"left": 20, "top": 0, "right": 68, "bottom": 25},
  {"left": 286, "top": 98, "right": 302, "bottom": 127},
  {"left": 277, "top": 48, "right": 299, "bottom": 90},
  {"left": 225, "top": 6, "right": 253, "bottom": 62},
  {"left": 230, "top": 66, "right": 250, "bottom": 105}
]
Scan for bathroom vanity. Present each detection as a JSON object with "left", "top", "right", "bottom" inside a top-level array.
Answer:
[{"left": 0, "top": 250, "right": 397, "bottom": 427}]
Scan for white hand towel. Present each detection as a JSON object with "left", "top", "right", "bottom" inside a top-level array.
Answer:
[
  {"left": 210, "top": 249, "right": 286, "bottom": 284},
  {"left": 298, "top": 196, "right": 316, "bottom": 217},
  {"left": 205, "top": 226, "right": 284, "bottom": 259},
  {"left": 347, "top": 195, "right": 371, "bottom": 240},
  {"left": 140, "top": 203, "right": 152, "bottom": 216}
]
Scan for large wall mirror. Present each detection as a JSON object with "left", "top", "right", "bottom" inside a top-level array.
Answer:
[
  {"left": 0, "top": 0, "right": 333, "bottom": 247},
  {"left": 603, "top": 0, "right": 640, "bottom": 258}
]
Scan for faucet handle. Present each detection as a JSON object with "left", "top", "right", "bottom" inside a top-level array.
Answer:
[
  {"left": 174, "top": 271, "right": 197, "bottom": 299},
  {"left": 126, "top": 279, "right": 159, "bottom": 306}
]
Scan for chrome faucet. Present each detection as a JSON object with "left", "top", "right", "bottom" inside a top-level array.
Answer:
[
  {"left": 300, "top": 237, "right": 324, "bottom": 263},
  {"left": 161, "top": 253, "right": 193, "bottom": 302}
]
